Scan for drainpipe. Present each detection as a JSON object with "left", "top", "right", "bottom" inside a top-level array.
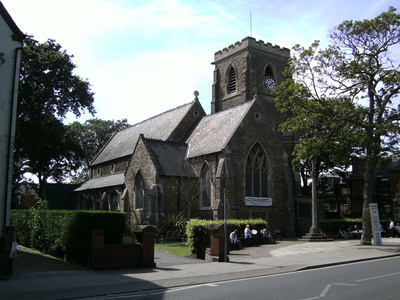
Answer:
[{"left": 3, "top": 47, "right": 22, "bottom": 229}]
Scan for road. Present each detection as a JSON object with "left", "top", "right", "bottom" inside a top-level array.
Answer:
[{"left": 85, "top": 257, "right": 400, "bottom": 300}]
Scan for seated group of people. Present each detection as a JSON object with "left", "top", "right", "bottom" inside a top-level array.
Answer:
[
  {"left": 388, "top": 220, "right": 400, "bottom": 237},
  {"left": 229, "top": 225, "right": 275, "bottom": 249}
]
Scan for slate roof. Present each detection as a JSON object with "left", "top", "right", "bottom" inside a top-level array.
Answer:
[
  {"left": 143, "top": 138, "right": 196, "bottom": 177},
  {"left": 75, "top": 173, "right": 125, "bottom": 191},
  {"left": 78, "top": 99, "right": 255, "bottom": 192},
  {"left": 186, "top": 100, "right": 255, "bottom": 158},
  {"left": 91, "top": 101, "right": 199, "bottom": 165}
]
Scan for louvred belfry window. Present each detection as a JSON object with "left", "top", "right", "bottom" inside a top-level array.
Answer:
[
  {"left": 264, "top": 65, "right": 273, "bottom": 78},
  {"left": 227, "top": 66, "right": 236, "bottom": 94}
]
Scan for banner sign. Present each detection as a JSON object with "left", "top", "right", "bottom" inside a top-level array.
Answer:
[{"left": 245, "top": 197, "right": 273, "bottom": 206}]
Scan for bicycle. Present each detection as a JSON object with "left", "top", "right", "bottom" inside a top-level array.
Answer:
[{"left": 336, "top": 229, "right": 350, "bottom": 239}]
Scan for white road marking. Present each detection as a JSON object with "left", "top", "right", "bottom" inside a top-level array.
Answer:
[{"left": 355, "top": 271, "right": 400, "bottom": 282}]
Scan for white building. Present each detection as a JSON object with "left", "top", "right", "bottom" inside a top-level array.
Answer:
[{"left": 0, "top": 1, "right": 24, "bottom": 234}]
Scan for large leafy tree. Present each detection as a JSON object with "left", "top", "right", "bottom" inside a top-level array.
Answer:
[
  {"left": 14, "top": 37, "right": 95, "bottom": 199},
  {"left": 275, "top": 43, "right": 359, "bottom": 234},
  {"left": 275, "top": 7, "right": 400, "bottom": 244},
  {"left": 66, "top": 118, "right": 130, "bottom": 183}
]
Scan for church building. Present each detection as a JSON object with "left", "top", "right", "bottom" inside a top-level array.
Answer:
[{"left": 74, "top": 37, "right": 299, "bottom": 235}]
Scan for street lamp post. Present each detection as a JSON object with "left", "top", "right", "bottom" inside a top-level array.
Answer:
[{"left": 223, "top": 189, "right": 229, "bottom": 262}]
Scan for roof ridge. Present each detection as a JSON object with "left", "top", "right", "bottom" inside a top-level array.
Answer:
[{"left": 131, "top": 100, "right": 196, "bottom": 127}]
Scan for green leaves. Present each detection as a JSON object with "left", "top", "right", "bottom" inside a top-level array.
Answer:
[
  {"left": 18, "top": 37, "right": 95, "bottom": 120},
  {"left": 274, "top": 6, "right": 400, "bottom": 183},
  {"left": 66, "top": 118, "right": 130, "bottom": 182},
  {"left": 14, "top": 36, "right": 96, "bottom": 195},
  {"left": 274, "top": 7, "right": 400, "bottom": 242}
]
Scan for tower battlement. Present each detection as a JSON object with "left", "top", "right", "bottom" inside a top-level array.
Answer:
[{"left": 214, "top": 36, "right": 290, "bottom": 61}]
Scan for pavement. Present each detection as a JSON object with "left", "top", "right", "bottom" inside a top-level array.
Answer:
[{"left": 1, "top": 237, "right": 400, "bottom": 299}]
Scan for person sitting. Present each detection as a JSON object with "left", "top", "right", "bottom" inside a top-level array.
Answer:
[
  {"left": 244, "top": 224, "right": 257, "bottom": 245},
  {"left": 395, "top": 223, "right": 400, "bottom": 237},
  {"left": 229, "top": 229, "right": 242, "bottom": 250},
  {"left": 260, "top": 228, "right": 275, "bottom": 244},
  {"left": 389, "top": 220, "right": 396, "bottom": 237}
]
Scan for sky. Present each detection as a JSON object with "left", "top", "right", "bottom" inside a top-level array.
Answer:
[{"left": 3, "top": 0, "right": 400, "bottom": 126}]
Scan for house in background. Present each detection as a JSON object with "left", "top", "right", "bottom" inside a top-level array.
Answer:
[
  {"left": 0, "top": 1, "right": 24, "bottom": 234},
  {"left": 15, "top": 183, "right": 80, "bottom": 210},
  {"left": 75, "top": 37, "right": 300, "bottom": 235},
  {"left": 321, "top": 159, "right": 400, "bottom": 224}
]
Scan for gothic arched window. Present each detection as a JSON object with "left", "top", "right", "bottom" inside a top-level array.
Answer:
[
  {"left": 95, "top": 193, "right": 101, "bottom": 210},
  {"left": 245, "top": 144, "right": 269, "bottom": 197},
  {"left": 110, "top": 190, "right": 118, "bottom": 211},
  {"left": 200, "top": 164, "right": 211, "bottom": 208},
  {"left": 227, "top": 66, "right": 236, "bottom": 94},
  {"left": 135, "top": 173, "right": 144, "bottom": 209}
]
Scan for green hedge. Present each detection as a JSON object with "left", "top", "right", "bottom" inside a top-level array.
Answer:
[
  {"left": 11, "top": 210, "right": 126, "bottom": 265},
  {"left": 186, "top": 218, "right": 267, "bottom": 259},
  {"left": 318, "top": 219, "right": 363, "bottom": 234}
]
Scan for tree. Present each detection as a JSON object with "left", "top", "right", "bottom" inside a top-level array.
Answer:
[
  {"left": 66, "top": 118, "right": 130, "bottom": 183},
  {"left": 275, "top": 42, "right": 359, "bottom": 235},
  {"left": 14, "top": 36, "right": 95, "bottom": 199},
  {"left": 275, "top": 7, "right": 400, "bottom": 244}
]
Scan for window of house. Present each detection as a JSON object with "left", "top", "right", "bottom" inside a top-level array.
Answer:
[
  {"left": 245, "top": 143, "right": 269, "bottom": 197},
  {"left": 135, "top": 173, "right": 144, "bottom": 209},
  {"left": 227, "top": 66, "right": 236, "bottom": 94},
  {"left": 200, "top": 164, "right": 211, "bottom": 208}
]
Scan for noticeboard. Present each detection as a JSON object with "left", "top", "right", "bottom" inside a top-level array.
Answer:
[{"left": 369, "top": 203, "right": 382, "bottom": 245}]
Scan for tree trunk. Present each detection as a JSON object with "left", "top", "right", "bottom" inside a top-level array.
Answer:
[
  {"left": 360, "top": 157, "right": 378, "bottom": 245},
  {"left": 38, "top": 177, "right": 47, "bottom": 200}
]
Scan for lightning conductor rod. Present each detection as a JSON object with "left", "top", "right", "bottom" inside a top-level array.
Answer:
[{"left": 250, "top": 12, "right": 252, "bottom": 37}]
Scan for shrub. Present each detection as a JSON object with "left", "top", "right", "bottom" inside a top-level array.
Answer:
[
  {"left": 318, "top": 219, "right": 362, "bottom": 234},
  {"left": 157, "top": 212, "right": 187, "bottom": 242},
  {"left": 11, "top": 210, "right": 125, "bottom": 265},
  {"left": 186, "top": 218, "right": 267, "bottom": 259}
]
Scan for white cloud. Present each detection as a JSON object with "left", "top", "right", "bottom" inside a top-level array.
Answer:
[{"left": 3, "top": 0, "right": 399, "bottom": 126}]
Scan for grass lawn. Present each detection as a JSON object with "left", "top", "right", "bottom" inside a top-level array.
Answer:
[{"left": 155, "top": 244, "right": 191, "bottom": 257}]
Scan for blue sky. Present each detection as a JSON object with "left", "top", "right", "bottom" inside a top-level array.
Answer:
[{"left": 3, "top": 0, "right": 399, "bottom": 125}]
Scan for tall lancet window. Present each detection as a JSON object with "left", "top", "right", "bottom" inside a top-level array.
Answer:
[
  {"left": 245, "top": 143, "right": 269, "bottom": 197},
  {"left": 200, "top": 164, "right": 211, "bottom": 208},
  {"left": 227, "top": 66, "right": 236, "bottom": 94},
  {"left": 135, "top": 172, "right": 144, "bottom": 209}
]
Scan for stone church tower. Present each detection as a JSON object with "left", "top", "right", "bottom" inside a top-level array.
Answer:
[
  {"left": 192, "top": 37, "right": 298, "bottom": 233},
  {"left": 211, "top": 37, "right": 289, "bottom": 113},
  {"left": 75, "top": 37, "right": 299, "bottom": 236}
]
